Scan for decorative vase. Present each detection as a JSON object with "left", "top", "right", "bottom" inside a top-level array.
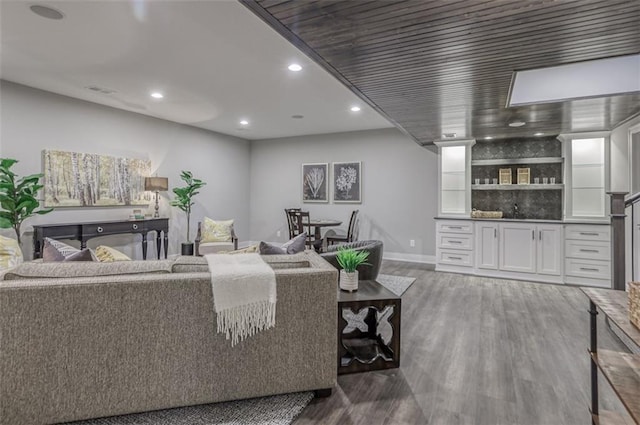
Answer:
[
  {"left": 340, "top": 269, "right": 358, "bottom": 292},
  {"left": 181, "top": 242, "right": 194, "bottom": 256}
]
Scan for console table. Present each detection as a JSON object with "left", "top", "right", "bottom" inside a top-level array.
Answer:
[
  {"left": 337, "top": 280, "right": 401, "bottom": 374},
  {"left": 582, "top": 288, "right": 640, "bottom": 425},
  {"left": 32, "top": 218, "right": 169, "bottom": 260}
]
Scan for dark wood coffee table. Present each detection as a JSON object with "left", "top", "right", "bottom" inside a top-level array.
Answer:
[{"left": 337, "top": 280, "right": 401, "bottom": 374}]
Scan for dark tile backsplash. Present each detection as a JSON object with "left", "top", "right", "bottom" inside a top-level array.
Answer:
[
  {"left": 472, "top": 190, "right": 563, "bottom": 220},
  {"left": 471, "top": 136, "right": 562, "bottom": 220},
  {"left": 472, "top": 136, "right": 561, "bottom": 160}
]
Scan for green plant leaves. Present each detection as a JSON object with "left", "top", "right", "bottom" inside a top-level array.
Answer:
[
  {"left": 335, "top": 247, "right": 370, "bottom": 272},
  {"left": 0, "top": 158, "right": 53, "bottom": 243},
  {"left": 170, "top": 170, "right": 206, "bottom": 241}
]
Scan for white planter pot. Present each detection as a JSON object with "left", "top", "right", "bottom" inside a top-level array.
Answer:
[{"left": 340, "top": 269, "right": 358, "bottom": 292}]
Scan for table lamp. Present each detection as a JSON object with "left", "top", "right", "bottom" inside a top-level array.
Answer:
[{"left": 144, "top": 177, "right": 168, "bottom": 218}]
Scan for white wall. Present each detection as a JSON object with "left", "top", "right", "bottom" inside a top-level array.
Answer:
[
  {"left": 249, "top": 128, "right": 438, "bottom": 262},
  {"left": 0, "top": 81, "right": 250, "bottom": 259}
]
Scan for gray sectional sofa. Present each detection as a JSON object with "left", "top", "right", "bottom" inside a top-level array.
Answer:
[{"left": 0, "top": 252, "right": 337, "bottom": 425}]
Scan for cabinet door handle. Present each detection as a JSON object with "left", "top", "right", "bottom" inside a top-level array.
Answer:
[
  {"left": 448, "top": 226, "right": 463, "bottom": 230},
  {"left": 539, "top": 230, "right": 542, "bottom": 240},
  {"left": 580, "top": 267, "right": 600, "bottom": 272},
  {"left": 97, "top": 226, "right": 103, "bottom": 233},
  {"left": 579, "top": 232, "right": 599, "bottom": 236},
  {"left": 449, "top": 240, "right": 462, "bottom": 244},
  {"left": 579, "top": 249, "right": 599, "bottom": 253},
  {"left": 494, "top": 228, "right": 497, "bottom": 238},
  {"left": 532, "top": 230, "right": 535, "bottom": 240},
  {"left": 449, "top": 256, "right": 462, "bottom": 260}
]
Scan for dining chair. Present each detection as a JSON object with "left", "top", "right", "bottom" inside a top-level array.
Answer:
[
  {"left": 285, "top": 208, "right": 302, "bottom": 239},
  {"left": 327, "top": 209, "right": 359, "bottom": 245},
  {"left": 292, "top": 210, "right": 323, "bottom": 252}
]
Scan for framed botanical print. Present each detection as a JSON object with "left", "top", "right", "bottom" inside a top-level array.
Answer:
[
  {"left": 302, "top": 163, "right": 328, "bottom": 203},
  {"left": 333, "top": 161, "right": 361, "bottom": 203}
]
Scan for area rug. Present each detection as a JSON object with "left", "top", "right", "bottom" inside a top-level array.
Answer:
[
  {"left": 62, "top": 391, "right": 314, "bottom": 425},
  {"left": 377, "top": 274, "right": 417, "bottom": 296}
]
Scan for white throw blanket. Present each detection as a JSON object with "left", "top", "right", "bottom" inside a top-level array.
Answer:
[{"left": 205, "top": 253, "right": 277, "bottom": 345}]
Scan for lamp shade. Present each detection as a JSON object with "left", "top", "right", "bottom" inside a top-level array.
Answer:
[{"left": 144, "top": 177, "right": 168, "bottom": 192}]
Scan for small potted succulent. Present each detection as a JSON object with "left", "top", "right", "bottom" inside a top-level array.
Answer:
[
  {"left": 170, "top": 170, "right": 205, "bottom": 255},
  {"left": 336, "top": 246, "right": 370, "bottom": 292}
]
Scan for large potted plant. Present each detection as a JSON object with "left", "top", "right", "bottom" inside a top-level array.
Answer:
[
  {"left": 170, "top": 170, "right": 205, "bottom": 255},
  {"left": 0, "top": 158, "right": 53, "bottom": 247},
  {"left": 336, "top": 246, "right": 370, "bottom": 292}
]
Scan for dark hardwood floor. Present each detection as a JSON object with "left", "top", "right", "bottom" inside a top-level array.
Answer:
[{"left": 296, "top": 261, "right": 629, "bottom": 424}]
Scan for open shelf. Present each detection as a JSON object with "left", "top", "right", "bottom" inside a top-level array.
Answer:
[
  {"left": 590, "top": 349, "right": 640, "bottom": 424},
  {"left": 471, "top": 156, "right": 563, "bottom": 166},
  {"left": 472, "top": 184, "right": 564, "bottom": 191}
]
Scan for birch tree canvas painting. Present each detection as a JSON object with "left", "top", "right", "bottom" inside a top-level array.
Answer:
[
  {"left": 302, "top": 163, "right": 328, "bottom": 203},
  {"left": 42, "top": 150, "right": 151, "bottom": 207},
  {"left": 333, "top": 161, "right": 361, "bottom": 203}
]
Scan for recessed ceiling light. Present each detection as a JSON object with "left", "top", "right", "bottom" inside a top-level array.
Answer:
[
  {"left": 30, "top": 5, "right": 64, "bottom": 20},
  {"left": 150, "top": 92, "right": 164, "bottom": 99},
  {"left": 508, "top": 121, "right": 526, "bottom": 127},
  {"left": 350, "top": 106, "right": 361, "bottom": 112},
  {"left": 534, "top": 132, "right": 545, "bottom": 136},
  {"left": 484, "top": 136, "right": 493, "bottom": 140},
  {"left": 239, "top": 120, "right": 249, "bottom": 126},
  {"left": 288, "top": 64, "right": 302, "bottom": 72},
  {"left": 291, "top": 115, "right": 304, "bottom": 119}
]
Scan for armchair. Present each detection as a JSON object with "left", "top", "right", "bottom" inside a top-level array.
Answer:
[
  {"left": 321, "top": 240, "right": 383, "bottom": 281},
  {"left": 195, "top": 221, "right": 238, "bottom": 255}
]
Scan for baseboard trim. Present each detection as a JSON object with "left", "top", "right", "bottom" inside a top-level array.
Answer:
[{"left": 383, "top": 252, "right": 436, "bottom": 264}]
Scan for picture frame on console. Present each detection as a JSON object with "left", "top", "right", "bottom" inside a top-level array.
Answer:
[
  {"left": 332, "top": 161, "right": 361, "bottom": 203},
  {"left": 302, "top": 163, "right": 329, "bottom": 203}
]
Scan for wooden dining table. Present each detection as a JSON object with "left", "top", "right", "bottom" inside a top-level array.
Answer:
[{"left": 309, "top": 218, "right": 342, "bottom": 240}]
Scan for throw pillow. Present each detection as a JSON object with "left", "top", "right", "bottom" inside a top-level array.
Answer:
[
  {"left": 96, "top": 245, "right": 132, "bottom": 262},
  {"left": 259, "top": 233, "right": 307, "bottom": 255},
  {"left": 43, "top": 237, "right": 80, "bottom": 262},
  {"left": 201, "top": 217, "right": 234, "bottom": 243},
  {"left": 0, "top": 235, "right": 23, "bottom": 271},
  {"left": 63, "top": 248, "right": 96, "bottom": 262}
]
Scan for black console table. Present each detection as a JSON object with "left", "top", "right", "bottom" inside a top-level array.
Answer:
[{"left": 32, "top": 218, "right": 169, "bottom": 260}]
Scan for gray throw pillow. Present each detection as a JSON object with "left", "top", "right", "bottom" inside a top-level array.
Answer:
[
  {"left": 259, "top": 232, "right": 307, "bottom": 255},
  {"left": 63, "top": 248, "right": 96, "bottom": 262},
  {"left": 43, "top": 238, "right": 79, "bottom": 262}
]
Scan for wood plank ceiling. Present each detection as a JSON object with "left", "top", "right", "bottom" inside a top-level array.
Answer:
[{"left": 241, "top": 0, "right": 640, "bottom": 145}]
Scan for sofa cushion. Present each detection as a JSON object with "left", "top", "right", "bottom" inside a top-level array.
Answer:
[
  {"left": 259, "top": 233, "right": 307, "bottom": 255},
  {"left": 0, "top": 235, "right": 23, "bottom": 271},
  {"left": 198, "top": 241, "right": 235, "bottom": 255},
  {"left": 201, "top": 217, "right": 234, "bottom": 243},
  {"left": 3, "top": 259, "right": 174, "bottom": 280},
  {"left": 96, "top": 245, "right": 132, "bottom": 262},
  {"left": 171, "top": 256, "right": 209, "bottom": 273}
]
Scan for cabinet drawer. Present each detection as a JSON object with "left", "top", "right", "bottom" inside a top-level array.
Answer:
[
  {"left": 565, "top": 240, "right": 610, "bottom": 261},
  {"left": 438, "top": 250, "right": 473, "bottom": 267},
  {"left": 564, "top": 225, "right": 610, "bottom": 242},
  {"left": 438, "top": 233, "right": 472, "bottom": 250},
  {"left": 565, "top": 258, "right": 610, "bottom": 280},
  {"left": 437, "top": 221, "right": 472, "bottom": 234},
  {"left": 82, "top": 221, "right": 144, "bottom": 236}
]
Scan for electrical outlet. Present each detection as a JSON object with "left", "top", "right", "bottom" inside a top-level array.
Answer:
[
  {"left": 276, "top": 230, "right": 281, "bottom": 237},
  {"left": 410, "top": 239, "right": 415, "bottom": 247}
]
